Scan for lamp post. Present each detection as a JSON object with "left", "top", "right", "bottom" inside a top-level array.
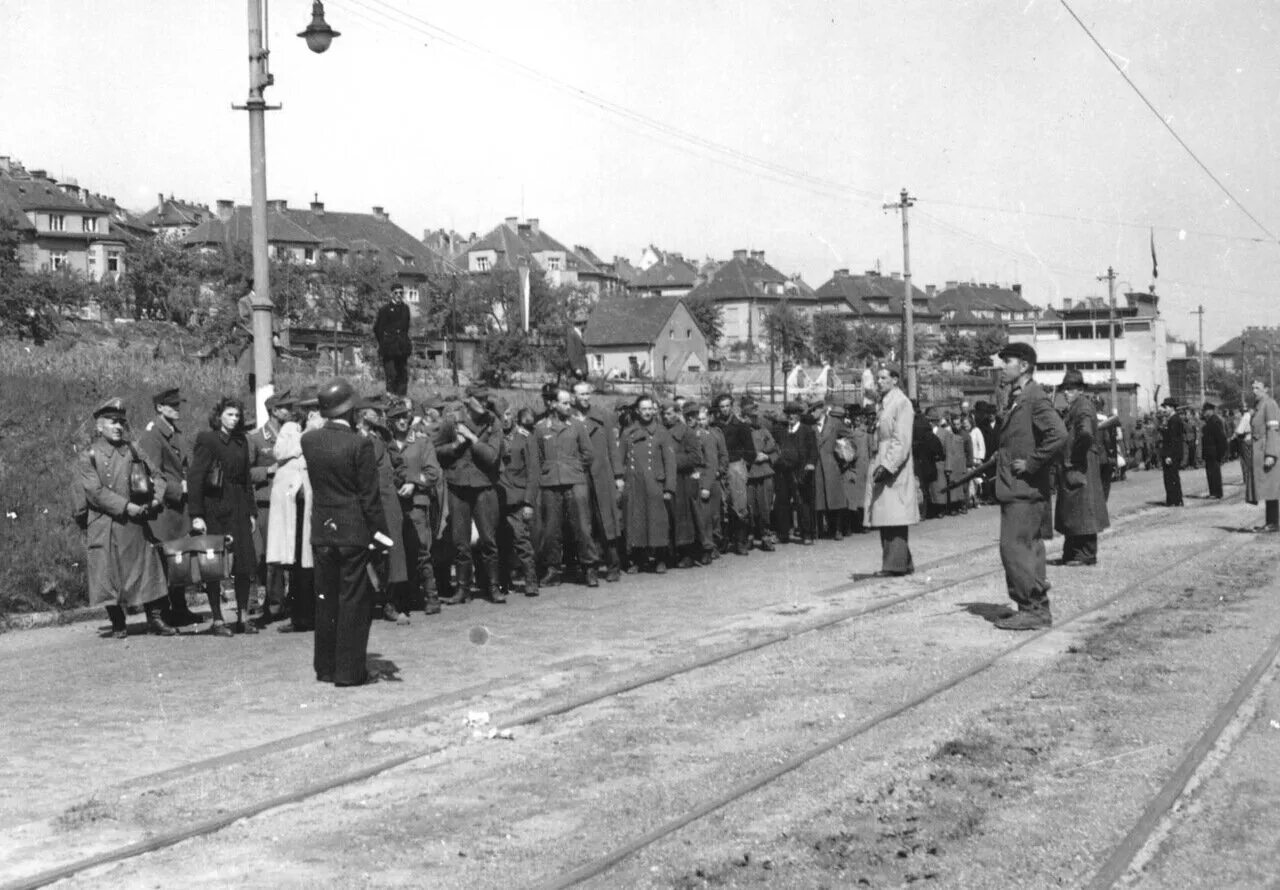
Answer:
[{"left": 238, "top": 0, "right": 338, "bottom": 425}]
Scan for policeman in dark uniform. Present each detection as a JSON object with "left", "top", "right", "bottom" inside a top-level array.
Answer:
[{"left": 1159, "top": 397, "right": 1185, "bottom": 506}]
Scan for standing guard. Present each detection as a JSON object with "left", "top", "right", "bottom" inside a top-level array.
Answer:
[
  {"left": 1053, "top": 370, "right": 1109, "bottom": 566},
  {"left": 532, "top": 388, "right": 598, "bottom": 588},
  {"left": 1159, "top": 398, "right": 1185, "bottom": 507}
]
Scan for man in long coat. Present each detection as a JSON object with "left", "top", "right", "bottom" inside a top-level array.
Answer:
[
  {"left": 774, "top": 401, "right": 818, "bottom": 545},
  {"left": 1249, "top": 380, "right": 1280, "bottom": 532},
  {"left": 712, "top": 393, "right": 755, "bottom": 554},
  {"left": 136, "top": 387, "right": 203, "bottom": 627},
  {"left": 1159, "top": 398, "right": 1186, "bottom": 507},
  {"left": 692, "top": 403, "right": 726, "bottom": 562},
  {"left": 810, "top": 400, "right": 848, "bottom": 539},
  {"left": 1053, "top": 370, "right": 1109, "bottom": 565},
  {"left": 358, "top": 400, "right": 410, "bottom": 618},
  {"left": 745, "top": 403, "right": 779, "bottom": 550},
  {"left": 80, "top": 398, "right": 173, "bottom": 638},
  {"left": 864, "top": 365, "right": 918, "bottom": 575},
  {"left": 572, "top": 382, "right": 624, "bottom": 581},
  {"left": 991, "top": 344, "right": 1067, "bottom": 630},
  {"left": 1200, "top": 401, "right": 1228, "bottom": 500},
  {"left": 390, "top": 400, "right": 442, "bottom": 613},
  {"left": 620, "top": 396, "right": 676, "bottom": 572},
  {"left": 663, "top": 402, "right": 707, "bottom": 568}
]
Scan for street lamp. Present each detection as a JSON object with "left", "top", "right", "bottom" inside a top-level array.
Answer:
[{"left": 241, "top": 0, "right": 339, "bottom": 426}]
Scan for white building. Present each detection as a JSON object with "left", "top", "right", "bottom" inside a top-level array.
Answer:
[{"left": 1005, "top": 289, "right": 1169, "bottom": 418}]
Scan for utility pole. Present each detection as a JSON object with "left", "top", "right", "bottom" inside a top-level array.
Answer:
[
  {"left": 1098, "top": 266, "right": 1118, "bottom": 414},
  {"left": 1190, "top": 305, "right": 1206, "bottom": 405},
  {"left": 884, "top": 189, "right": 917, "bottom": 400}
]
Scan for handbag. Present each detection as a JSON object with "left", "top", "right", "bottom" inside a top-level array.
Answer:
[
  {"left": 127, "top": 445, "right": 154, "bottom": 503},
  {"left": 205, "top": 459, "right": 224, "bottom": 492},
  {"left": 160, "top": 534, "right": 235, "bottom": 588}
]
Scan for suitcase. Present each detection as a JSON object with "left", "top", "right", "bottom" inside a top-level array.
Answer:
[{"left": 160, "top": 534, "right": 235, "bottom": 588}]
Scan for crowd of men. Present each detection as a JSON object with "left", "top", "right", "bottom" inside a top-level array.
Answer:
[{"left": 77, "top": 339, "right": 1280, "bottom": 683}]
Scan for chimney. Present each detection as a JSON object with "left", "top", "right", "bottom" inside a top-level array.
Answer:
[
  {"left": 749, "top": 250, "right": 765, "bottom": 263},
  {"left": 216, "top": 199, "right": 234, "bottom": 221},
  {"left": 889, "top": 271, "right": 902, "bottom": 281},
  {"left": 926, "top": 284, "right": 936, "bottom": 297},
  {"left": 504, "top": 216, "right": 518, "bottom": 228},
  {"left": 157, "top": 192, "right": 165, "bottom": 212},
  {"left": 945, "top": 280, "right": 958, "bottom": 289},
  {"left": 1063, "top": 298, "right": 1074, "bottom": 310},
  {"left": 0, "top": 156, "right": 9, "bottom": 174},
  {"left": 528, "top": 217, "right": 539, "bottom": 233},
  {"left": 30, "top": 169, "right": 47, "bottom": 180},
  {"left": 1012, "top": 283, "right": 1022, "bottom": 295},
  {"left": 268, "top": 199, "right": 287, "bottom": 212},
  {"left": 864, "top": 269, "right": 879, "bottom": 278},
  {"left": 311, "top": 200, "right": 325, "bottom": 215},
  {"left": 732, "top": 248, "right": 748, "bottom": 261},
  {"left": 834, "top": 268, "right": 850, "bottom": 278}
]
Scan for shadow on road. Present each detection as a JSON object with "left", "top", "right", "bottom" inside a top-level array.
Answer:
[
  {"left": 958, "top": 601, "right": 1015, "bottom": 624},
  {"left": 367, "top": 654, "right": 402, "bottom": 682}
]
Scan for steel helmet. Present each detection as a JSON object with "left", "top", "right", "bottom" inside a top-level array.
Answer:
[{"left": 317, "top": 378, "right": 356, "bottom": 418}]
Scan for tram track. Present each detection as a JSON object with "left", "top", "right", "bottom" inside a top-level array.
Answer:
[{"left": 0, "top": 491, "right": 1243, "bottom": 889}]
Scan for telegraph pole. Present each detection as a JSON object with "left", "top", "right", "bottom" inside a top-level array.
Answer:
[
  {"left": 884, "top": 189, "right": 917, "bottom": 400},
  {"left": 1098, "top": 266, "right": 1118, "bottom": 413},
  {"left": 1190, "top": 305, "right": 1206, "bottom": 404}
]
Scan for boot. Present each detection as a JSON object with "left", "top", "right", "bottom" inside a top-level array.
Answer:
[
  {"left": 585, "top": 565, "right": 599, "bottom": 588},
  {"left": 489, "top": 584, "right": 507, "bottom": 604},
  {"left": 603, "top": 543, "right": 621, "bottom": 583},
  {"left": 525, "top": 568, "right": 540, "bottom": 597},
  {"left": 442, "top": 564, "right": 471, "bottom": 605},
  {"left": 994, "top": 607, "right": 1052, "bottom": 631},
  {"left": 539, "top": 567, "right": 562, "bottom": 588}
]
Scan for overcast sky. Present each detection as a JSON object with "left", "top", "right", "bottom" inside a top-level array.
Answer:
[{"left": 3, "top": 0, "right": 1276, "bottom": 348}]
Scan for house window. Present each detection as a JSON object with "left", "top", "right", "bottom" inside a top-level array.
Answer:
[
  {"left": 405, "top": 288, "right": 420, "bottom": 304},
  {"left": 546, "top": 255, "right": 561, "bottom": 271},
  {"left": 88, "top": 254, "right": 97, "bottom": 272},
  {"left": 82, "top": 217, "right": 99, "bottom": 233},
  {"left": 475, "top": 256, "right": 491, "bottom": 272},
  {"left": 107, "top": 252, "right": 120, "bottom": 273},
  {"left": 48, "top": 214, "right": 65, "bottom": 232},
  {"left": 686, "top": 328, "right": 692, "bottom": 339},
  {"left": 304, "top": 248, "right": 315, "bottom": 264},
  {"left": 49, "top": 250, "right": 68, "bottom": 270}
]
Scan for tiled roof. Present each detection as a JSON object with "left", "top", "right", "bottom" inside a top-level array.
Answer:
[
  {"left": 184, "top": 207, "right": 320, "bottom": 245},
  {"left": 0, "top": 185, "right": 36, "bottom": 231},
  {"left": 610, "top": 256, "right": 641, "bottom": 284},
  {"left": 583, "top": 296, "right": 683, "bottom": 347},
  {"left": 462, "top": 219, "right": 591, "bottom": 274},
  {"left": 0, "top": 174, "right": 109, "bottom": 214},
  {"left": 685, "top": 254, "right": 789, "bottom": 302},
  {"left": 934, "top": 283, "right": 1034, "bottom": 314},
  {"left": 813, "top": 271, "right": 939, "bottom": 319},
  {"left": 632, "top": 255, "right": 699, "bottom": 289},
  {"left": 140, "top": 197, "right": 211, "bottom": 228}
]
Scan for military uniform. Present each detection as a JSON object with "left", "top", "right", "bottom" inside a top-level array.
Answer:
[
  {"left": 499, "top": 422, "right": 538, "bottom": 595},
  {"left": 619, "top": 418, "right": 676, "bottom": 566},
  {"left": 1160, "top": 404, "right": 1186, "bottom": 506},
  {"left": 746, "top": 414, "right": 779, "bottom": 549},
  {"left": 436, "top": 394, "right": 504, "bottom": 602},
  {"left": 666, "top": 415, "right": 706, "bottom": 566},
  {"left": 392, "top": 414, "right": 442, "bottom": 612},
  {"left": 1054, "top": 384, "right": 1110, "bottom": 565},
  {"left": 531, "top": 414, "right": 597, "bottom": 586}
]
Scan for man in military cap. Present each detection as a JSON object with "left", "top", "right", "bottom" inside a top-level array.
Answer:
[
  {"left": 374, "top": 284, "right": 413, "bottom": 397},
  {"left": 247, "top": 388, "right": 294, "bottom": 624},
  {"left": 436, "top": 384, "right": 505, "bottom": 602},
  {"left": 531, "top": 387, "right": 597, "bottom": 587},
  {"left": 619, "top": 395, "right": 676, "bottom": 572},
  {"left": 1200, "top": 401, "right": 1228, "bottom": 500},
  {"left": 572, "top": 381, "right": 624, "bottom": 581},
  {"left": 664, "top": 400, "right": 708, "bottom": 567},
  {"left": 136, "top": 388, "right": 204, "bottom": 626},
  {"left": 389, "top": 398, "right": 443, "bottom": 613},
  {"left": 1054, "top": 369, "right": 1109, "bottom": 566},
  {"left": 1159, "top": 397, "right": 1185, "bottom": 507},
  {"left": 990, "top": 343, "right": 1066, "bottom": 630},
  {"left": 79, "top": 398, "right": 174, "bottom": 638}
]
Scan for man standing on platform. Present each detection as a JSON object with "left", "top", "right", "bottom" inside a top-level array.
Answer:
[
  {"left": 373, "top": 284, "right": 412, "bottom": 397},
  {"left": 301, "top": 379, "right": 391, "bottom": 686},
  {"left": 1053, "top": 370, "right": 1109, "bottom": 566},
  {"left": 864, "top": 364, "right": 918, "bottom": 576},
  {"left": 991, "top": 344, "right": 1066, "bottom": 630},
  {"left": 1200, "top": 401, "right": 1228, "bottom": 500},
  {"left": 1159, "top": 398, "right": 1186, "bottom": 507}
]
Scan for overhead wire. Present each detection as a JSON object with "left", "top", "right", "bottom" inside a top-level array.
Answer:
[{"left": 1059, "top": 0, "right": 1278, "bottom": 244}]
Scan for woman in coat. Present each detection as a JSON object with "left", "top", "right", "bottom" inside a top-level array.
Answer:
[
  {"left": 266, "top": 411, "right": 315, "bottom": 632},
  {"left": 1053, "top": 371, "right": 1110, "bottom": 564},
  {"left": 189, "top": 397, "right": 258, "bottom": 636},
  {"left": 864, "top": 365, "right": 919, "bottom": 575}
]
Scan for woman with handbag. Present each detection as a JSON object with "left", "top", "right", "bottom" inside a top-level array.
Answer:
[{"left": 188, "top": 397, "right": 259, "bottom": 636}]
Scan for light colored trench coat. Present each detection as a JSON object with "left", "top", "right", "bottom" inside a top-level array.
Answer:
[
  {"left": 265, "top": 422, "right": 313, "bottom": 568},
  {"left": 1251, "top": 395, "right": 1280, "bottom": 502},
  {"left": 864, "top": 386, "right": 920, "bottom": 527}
]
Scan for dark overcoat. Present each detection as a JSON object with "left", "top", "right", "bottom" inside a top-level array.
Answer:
[
  {"left": 188, "top": 428, "right": 257, "bottom": 574},
  {"left": 620, "top": 420, "right": 676, "bottom": 548},
  {"left": 1054, "top": 396, "right": 1110, "bottom": 535},
  {"left": 667, "top": 420, "right": 704, "bottom": 547},
  {"left": 368, "top": 432, "right": 408, "bottom": 585},
  {"left": 580, "top": 405, "right": 622, "bottom": 539},
  {"left": 80, "top": 437, "right": 168, "bottom": 608},
  {"left": 301, "top": 422, "right": 389, "bottom": 547},
  {"left": 813, "top": 415, "right": 848, "bottom": 512},
  {"left": 136, "top": 415, "right": 189, "bottom": 543},
  {"left": 994, "top": 380, "right": 1067, "bottom": 505}
]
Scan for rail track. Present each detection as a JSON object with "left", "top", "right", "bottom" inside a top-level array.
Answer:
[{"left": 2, "top": 488, "right": 1259, "bottom": 890}]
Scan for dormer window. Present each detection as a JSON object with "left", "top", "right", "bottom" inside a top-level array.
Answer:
[
  {"left": 82, "top": 217, "right": 99, "bottom": 233},
  {"left": 48, "top": 214, "right": 65, "bottom": 232}
]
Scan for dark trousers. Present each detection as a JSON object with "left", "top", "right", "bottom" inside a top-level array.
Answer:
[
  {"left": 774, "top": 469, "right": 814, "bottom": 541},
  {"left": 448, "top": 485, "right": 499, "bottom": 587},
  {"left": 1267, "top": 501, "right": 1280, "bottom": 528},
  {"left": 287, "top": 567, "right": 315, "bottom": 629},
  {"left": 398, "top": 504, "right": 436, "bottom": 610},
  {"left": 878, "top": 526, "right": 914, "bottom": 574},
  {"left": 382, "top": 355, "right": 408, "bottom": 397},
  {"left": 1062, "top": 534, "right": 1098, "bottom": 564},
  {"left": 313, "top": 545, "right": 375, "bottom": 686},
  {"left": 747, "top": 477, "right": 774, "bottom": 542},
  {"left": 499, "top": 505, "right": 536, "bottom": 589},
  {"left": 540, "top": 484, "right": 599, "bottom": 568},
  {"left": 1163, "top": 464, "right": 1184, "bottom": 506},
  {"left": 1205, "top": 460, "right": 1223, "bottom": 498},
  {"left": 999, "top": 501, "right": 1051, "bottom": 611}
]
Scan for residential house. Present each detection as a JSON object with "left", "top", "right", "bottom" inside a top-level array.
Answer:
[
  {"left": 182, "top": 198, "right": 450, "bottom": 315},
  {"left": 140, "top": 195, "right": 213, "bottom": 240},
  {"left": 582, "top": 296, "right": 708, "bottom": 381},
  {"left": 1005, "top": 289, "right": 1169, "bottom": 417},
  {"left": 933, "top": 281, "right": 1038, "bottom": 336},
  {"left": 812, "top": 268, "right": 942, "bottom": 337},
  {"left": 1209, "top": 327, "right": 1280, "bottom": 375},
  {"left": 630, "top": 251, "right": 700, "bottom": 297},
  {"left": 455, "top": 216, "right": 595, "bottom": 289},
  {"left": 0, "top": 156, "right": 129, "bottom": 281},
  {"left": 573, "top": 244, "right": 628, "bottom": 296},
  {"left": 683, "top": 249, "right": 816, "bottom": 348}
]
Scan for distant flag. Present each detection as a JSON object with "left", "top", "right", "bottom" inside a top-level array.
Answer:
[{"left": 1150, "top": 227, "right": 1158, "bottom": 280}]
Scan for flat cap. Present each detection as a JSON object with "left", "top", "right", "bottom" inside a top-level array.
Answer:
[
  {"left": 1202, "top": 401, "right": 1217, "bottom": 411},
  {"left": 806, "top": 399, "right": 826, "bottom": 412},
  {"left": 94, "top": 397, "right": 127, "bottom": 419},
  {"left": 386, "top": 398, "right": 413, "bottom": 419},
  {"left": 152, "top": 388, "right": 185, "bottom": 408},
  {"left": 829, "top": 405, "right": 847, "bottom": 418},
  {"left": 1060, "top": 369, "right": 1086, "bottom": 390},
  {"left": 296, "top": 385, "right": 320, "bottom": 409},
  {"left": 681, "top": 400, "right": 701, "bottom": 417},
  {"left": 998, "top": 342, "right": 1038, "bottom": 365},
  {"left": 492, "top": 396, "right": 510, "bottom": 415},
  {"left": 464, "top": 384, "right": 490, "bottom": 404},
  {"left": 1161, "top": 397, "right": 1180, "bottom": 408},
  {"left": 265, "top": 388, "right": 293, "bottom": 410},
  {"left": 738, "top": 394, "right": 757, "bottom": 410},
  {"left": 783, "top": 400, "right": 806, "bottom": 415}
]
